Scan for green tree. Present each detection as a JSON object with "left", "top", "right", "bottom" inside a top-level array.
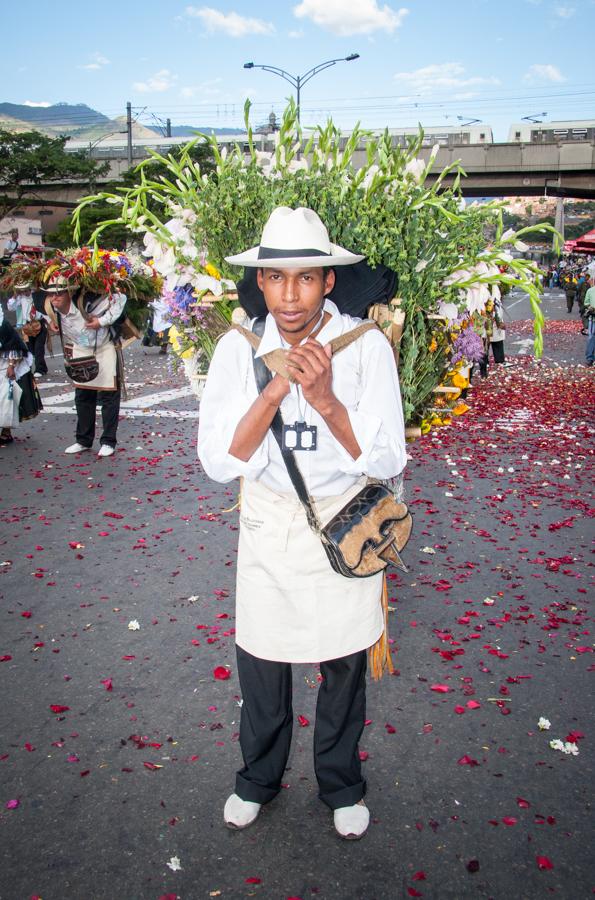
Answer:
[
  {"left": 48, "top": 142, "right": 216, "bottom": 249},
  {"left": 0, "top": 129, "right": 109, "bottom": 220}
]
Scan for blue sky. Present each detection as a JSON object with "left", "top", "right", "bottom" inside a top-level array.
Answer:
[{"left": 5, "top": 0, "right": 595, "bottom": 139}]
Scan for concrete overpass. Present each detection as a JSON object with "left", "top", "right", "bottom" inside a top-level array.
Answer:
[{"left": 5, "top": 139, "right": 595, "bottom": 216}]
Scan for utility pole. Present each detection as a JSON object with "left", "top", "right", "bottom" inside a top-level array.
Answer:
[
  {"left": 126, "top": 101, "right": 133, "bottom": 167},
  {"left": 166, "top": 118, "right": 172, "bottom": 138}
]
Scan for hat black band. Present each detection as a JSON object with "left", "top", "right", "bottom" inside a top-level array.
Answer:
[{"left": 257, "top": 246, "right": 331, "bottom": 260}]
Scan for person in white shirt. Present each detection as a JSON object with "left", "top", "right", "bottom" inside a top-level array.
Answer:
[
  {"left": 197, "top": 207, "right": 407, "bottom": 839},
  {"left": 7, "top": 282, "right": 48, "bottom": 377},
  {"left": 44, "top": 275, "right": 127, "bottom": 458},
  {"left": 144, "top": 296, "right": 172, "bottom": 355}
]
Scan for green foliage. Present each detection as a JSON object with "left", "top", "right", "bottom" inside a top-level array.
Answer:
[
  {"left": 48, "top": 141, "right": 216, "bottom": 249},
  {"left": 72, "top": 100, "right": 559, "bottom": 424},
  {"left": 0, "top": 129, "right": 108, "bottom": 220}
]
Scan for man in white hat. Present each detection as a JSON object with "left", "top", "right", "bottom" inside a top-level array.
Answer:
[
  {"left": 44, "top": 275, "right": 127, "bottom": 457},
  {"left": 198, "top": 207, "right": 407, "bottom": 839}
]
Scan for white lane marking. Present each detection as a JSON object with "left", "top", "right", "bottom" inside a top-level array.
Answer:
[
  {"left": 121, "top": 385, "right": 194, "bottom": 408},
  {"left": 42, "top": 392, "right": 76, "bottom": 405},
  {"left": 41, "top": 407, "right": 199, "bottom": 419}
]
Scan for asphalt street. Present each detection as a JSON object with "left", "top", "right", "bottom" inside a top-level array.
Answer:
[{"left": 0, "top": 289, "right": 593, "bottom": 900}]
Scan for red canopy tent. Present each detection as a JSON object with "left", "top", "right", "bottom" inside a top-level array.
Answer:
[{"left": 572, "top": 228, "right": 595, "bottom": 254}]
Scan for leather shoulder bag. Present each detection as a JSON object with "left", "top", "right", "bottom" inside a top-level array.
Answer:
[{"left": 249, "top": 317, "right": 412, "bottom": 578}]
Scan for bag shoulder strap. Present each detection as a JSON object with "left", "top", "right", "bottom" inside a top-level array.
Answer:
[{"left": 250, "top": 317, "right": 321, "bottom": 534}]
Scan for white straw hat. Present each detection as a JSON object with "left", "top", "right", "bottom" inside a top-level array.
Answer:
[
  {"left": 43, "top": 274, "right": 75, "bottom": 294},
  {"left": 225, "top": 206, "right": 364, "bottom": 268}
]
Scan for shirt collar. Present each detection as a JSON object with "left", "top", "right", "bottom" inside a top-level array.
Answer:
[{"left": 254, "top": 298, "right": 342, "bottom": 358}]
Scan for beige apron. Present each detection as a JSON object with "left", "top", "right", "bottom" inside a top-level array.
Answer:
[
  {"left": 68, "top": 341, "right": 118, "bottom": 391},
  {"left": 236, "top": 478, "right": 384, "bottom": 663}
]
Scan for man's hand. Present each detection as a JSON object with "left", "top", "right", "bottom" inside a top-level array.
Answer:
[
  {"left": 286, "top": 339, "right": 335, "bottom": 415},
  {"left": 85, "top": 316, "right": 101, "bottom": 331},
  {"left": 49, "top": 322, "right": 60, "bottom": 334},
  {"left": 262, "top": 373, "right": 290, "bottom": 407}
]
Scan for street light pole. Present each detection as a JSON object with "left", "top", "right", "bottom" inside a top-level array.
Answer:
[{"left": 243, "top": 54, "right": 359, "bottom": 124}]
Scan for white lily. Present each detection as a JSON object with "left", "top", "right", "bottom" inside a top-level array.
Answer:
[
  {"left": 537, "top": 717, "right": 551, "bottom": 731},
  {"left": 437, "top": 301, "right": 459, "bottom": 321},
  {"left": 415, "top": 259, "right": 429, "bottom": 273},
  {"left": 404, "top": 157, "right": 425, "bottom": 183}
]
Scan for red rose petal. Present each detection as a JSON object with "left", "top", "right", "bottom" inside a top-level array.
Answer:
[
  {"left": 502, "top": 816, "right": 517, "bottom": 826},
  {"left": 213, "top": 666, "right": 231, "bottom": 681},
  {"left": 536, "top": 856, "right": 554, "bottom": 870},
  {"left": 454, "top": 705, "right": 466, "bottom": 715},
  {"left": 297, "top": 715, "right": 310, "bottom": 727},
  {"left": 430, "top": 684, "right": 451, "bottom": 693},
  {"left": 516, "top": 797, "right": 531, "bottom": 808},
  {"left": 50, "top": 705, "right": 70, "bottom": 714},
  {"left": 245, "top": 878, "right": 262, "bottom": 884}
]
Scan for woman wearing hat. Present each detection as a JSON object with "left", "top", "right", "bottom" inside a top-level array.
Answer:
[
  {"left": 198, "top": 207, "right": 407, "bottom": 839},
  {"left": 7, "top": 281, "right": 48, "bottom": 377},
  {"left": 44, "top": 275, "right": 126, "bottom": 458}
]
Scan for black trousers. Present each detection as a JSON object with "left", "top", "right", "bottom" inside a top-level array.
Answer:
[
  {"left": 75, "top": 387, "right": 120, "bottom": 448},
  {"left": 27, "top": 323, "right": 48, "bottom": 374},
  {"left": 490, "top": 340, "right": 505, "bottom": 364},
  {"left": 235, "top": 644, "right": 367, "bottom": 810}
]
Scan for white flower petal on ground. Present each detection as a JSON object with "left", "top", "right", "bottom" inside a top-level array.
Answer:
[
  {"left": 166, "top": 856, "right": 182, "bottom": 872},
  {"left": 564, "top": 742, "right": 579, "bottom": 756},
  {"left": 538, "top": 717, "right": 551, "bottom": 731},
  {"left": 549, "top": 739, "right": 565, "bottom": 751},
  {"left": 128, "top": 619, "right": 140, "bottom": 631}
]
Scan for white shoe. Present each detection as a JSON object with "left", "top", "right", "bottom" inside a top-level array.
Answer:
[
  {"left": 97, "top": 444, "right": 115, "bottom": 458},
  {"left": 333, "top": 800, "right": 370, "bottom": 840},
  {"left": 65, "top": 442, "right": 91, "bottom": 454},
  {"left": 223, "top": 793, "right": 261, "bottom": 830},
  {"left": 33, "top": 372, "right": 44, "bottom": 379}
]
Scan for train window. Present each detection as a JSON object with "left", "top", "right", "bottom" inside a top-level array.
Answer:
[
  {"left": 479, "top": 133, "right": 485, "bottom": 140},
  {"left": 572, "top": 130, "right": 587, "bottom": 139}
]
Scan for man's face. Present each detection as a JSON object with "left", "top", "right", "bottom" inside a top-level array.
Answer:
[
  {"left": 49, "top": 290, "right": 71, "bottom": 312},
  {"left": 256, "top": 266, "right": 335, "bottom": 345}
]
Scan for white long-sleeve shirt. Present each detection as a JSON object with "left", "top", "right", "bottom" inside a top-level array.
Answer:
[
  {"left": 58, "top": 293, "right": 127, "bottom": 350},
  {"left": 197, "top": 299, "right": 407, "bottom": 498},
  {"left": 7, "top": 293, "right": 43, "bottom": 327}
]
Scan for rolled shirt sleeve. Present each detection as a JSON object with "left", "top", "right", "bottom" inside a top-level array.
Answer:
[
  {"left": 334, "top": 330, "right": 407, "bottom": 479},
  {"left": 96, "top": 292, "right": 127, "bottom": 326},
  {"left": 197, "top": 330, "right": 270, "bottom": 483}
]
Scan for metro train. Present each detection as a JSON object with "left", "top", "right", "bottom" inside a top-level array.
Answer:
[{"left": 63, "top": 119, "right": 595, "bottom": 160}]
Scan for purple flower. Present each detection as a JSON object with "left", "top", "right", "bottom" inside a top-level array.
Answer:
[{"left": 450, "top": 327, "right": 485, "bottom": 365}]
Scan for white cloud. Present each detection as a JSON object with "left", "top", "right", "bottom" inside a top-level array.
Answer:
[
  {"left": 554, "top": 5, "right": 575, "bottom": 16},
  {"left": 523, "top": 63, "right": 565, "bottom": 83},
  {"left": 393, "top": 63, "right": 499, "bottom": 94},
  {"left": 288, "top": 29, "right": 304, "bottom": 38},
  {"left": 23, "top": 100, "right": 51, "bottom": 107},
  {"left": 293, "top": 0, "right": 408, "bottom": 35},
  {"left": 133, "top": 69, "right": 178, "bottom": 93},
  {"left": 79, "top": 52, "right": 110, "bottom": 71},
  {"left": 180, "top": 78, "right": 224, "bottom": 98},
  {"left": 185, "top": 6, "right": 275, "bottom": 36}
]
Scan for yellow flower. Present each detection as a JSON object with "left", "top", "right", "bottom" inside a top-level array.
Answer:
[
  {"left": 452, "top": 401, "right": 470, "bottom": 416},
  {"left": 205, "top": 263, "right": 221, "bottom": 279},
  {"left": 451, "top": 373, "right": 468, "bottom": 389},
  {"left": 169, "top": 325, "right": 195, "bottom": 360},
  {"left": 428, "top": 337, "right": 438, "bottom": 353},
  {"left": 420, "top": 420, "right": 431, "bottom": 434}
]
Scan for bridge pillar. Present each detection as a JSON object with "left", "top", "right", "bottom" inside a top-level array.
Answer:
[{"left": 554, "top": 197, "right": 565, "bottom": 251}]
